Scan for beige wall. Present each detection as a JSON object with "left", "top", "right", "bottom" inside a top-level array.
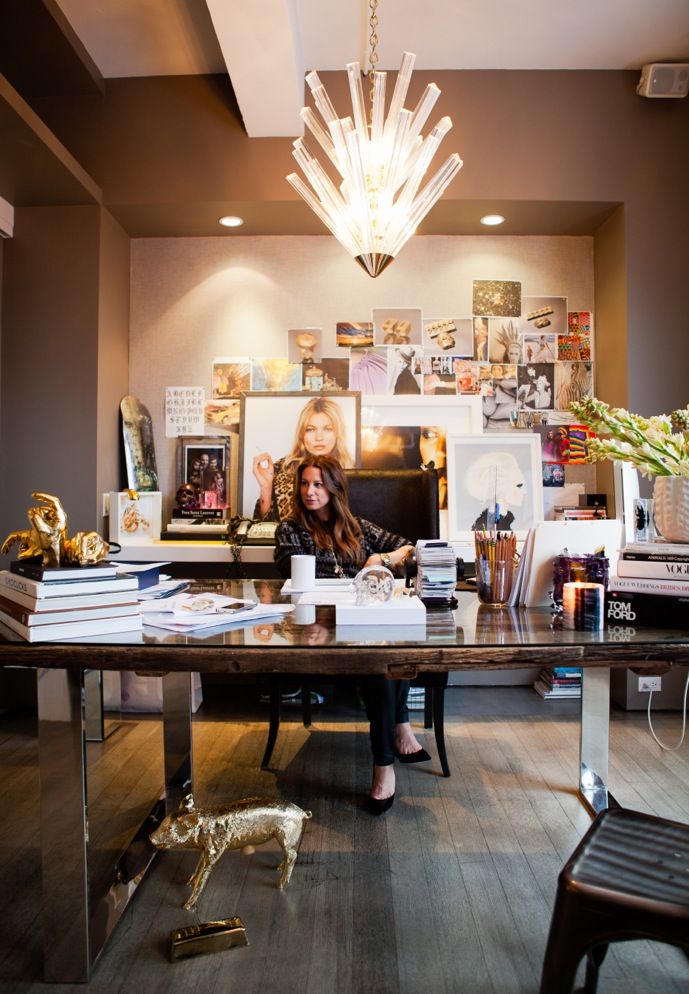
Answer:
[{"left": 131, "top": 233, "right": 593, "bottom": 516}]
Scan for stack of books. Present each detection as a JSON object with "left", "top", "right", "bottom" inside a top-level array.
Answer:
[
  {"left": 414, "top": 540, "right": 457, "bottom": 604},
  {"left": 534, "top": 666, "right": 582, "bottom": 699},
  {"left": 0, "top": 561, "right": 142, "bottom": 642},
  {"left": 606, "top": 540, "right": 689, "bottom": 627}
]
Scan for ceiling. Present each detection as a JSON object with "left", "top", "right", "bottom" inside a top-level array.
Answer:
[{"left": 54, "top": 0, "right": 689, "bottom": 137}]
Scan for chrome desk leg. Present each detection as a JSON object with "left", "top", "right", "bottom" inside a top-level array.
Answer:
[
  {"left": 579, "top": 667, "right": 611, "bottom": 816},
  {"left": 38, "top": 667, "right": 90, "bottom": 983},
  {"left": 162, "top": 671, "right": 193, "bottom": 813}
]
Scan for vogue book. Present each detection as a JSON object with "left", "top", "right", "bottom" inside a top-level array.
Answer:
[
  {"left": 607, "top": 574, "right": 689, "bottom": 597},
  {"left": 616, "top": 558, "right": 689, "bottom": 580}
]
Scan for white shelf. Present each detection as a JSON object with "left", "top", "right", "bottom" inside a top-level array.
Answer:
[{"left": 109, "top": 541, "right": 274, "bottom": 564}]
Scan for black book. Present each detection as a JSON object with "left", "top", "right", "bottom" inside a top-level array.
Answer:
[
  {"left": 606, "top": 590, "right": 689, "bottom": 628},
  {"left": 172, "top": 507, "right": 225, "bottom": 519},
  {"left": 9, "top": 559, "right": 120, "bottom": 582}
]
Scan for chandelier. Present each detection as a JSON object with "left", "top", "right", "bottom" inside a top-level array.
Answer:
[{"left": 286, "top": 0, "right": 463, "bottom": 278}]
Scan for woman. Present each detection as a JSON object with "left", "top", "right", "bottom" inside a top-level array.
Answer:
[
  {"left": 253, "top": 397, "right": 354, "bottom": 521},
  {"left": 274, "top": 455, "right": 427, "bottom": 815}
]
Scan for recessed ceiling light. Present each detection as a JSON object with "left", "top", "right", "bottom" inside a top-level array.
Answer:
[
  {"left": 218, "top": 215, "right": 244, "bottom": 228},
  {"left": 480, "top": 214, "right": 505, "bottom": 226}
]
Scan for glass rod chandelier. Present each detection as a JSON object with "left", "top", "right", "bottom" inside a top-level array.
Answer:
[{"left": 286, "top": 2, "right": 462, "bottom": 278}]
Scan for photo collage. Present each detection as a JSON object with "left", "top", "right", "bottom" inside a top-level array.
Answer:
[{"left": 201, "top": 280, "right": 595, "bottom": 502}]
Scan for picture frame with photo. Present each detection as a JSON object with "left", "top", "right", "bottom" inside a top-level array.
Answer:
[
  {"left": 446, "top": 433, "right": 543, "bottom": 543},
  {"left": 362, "top": 395, "right": 482, "bottom": 512},
  {"left": 239, "top": 392, "right": 360, "bottom": 518},
  {"left": 178, "top": 436, "right": 231, "bottom": 510}
]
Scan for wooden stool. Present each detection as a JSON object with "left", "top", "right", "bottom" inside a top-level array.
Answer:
[{"left": 540, "top": 807, "right": 689, "bottom": 994}]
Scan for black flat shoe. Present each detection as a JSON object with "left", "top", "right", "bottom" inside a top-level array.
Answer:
[
  {"left": 365, "top": 793, "right": 395, "bottom": 816},
  {"left": 396, "top": 747, "right": 431, "bottom": 764}
]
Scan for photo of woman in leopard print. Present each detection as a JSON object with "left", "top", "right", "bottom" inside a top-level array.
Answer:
[{"left": 252, "top": 396, "right": 354, "bottom": 520}]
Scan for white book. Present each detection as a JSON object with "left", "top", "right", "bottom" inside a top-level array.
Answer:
[
  {"left": 0, "top": 597, "right": 139, "bottom": 627},
  {"left": 0, "top": 570, "right": 139, "bottom": 600},
  {"left": 623, "top": 540, "right": 689, "bottom": 556},
  {"left": 0, "top": 611, "right": 143, "bottom": 643},
  {"left": 607, "top": 574, "right": 689, "bottom": 597},
  {"left": 0, "top": 586, "right": 141, "bottom": 612},
  {"left": 616, "top": 559, "right": 689, "bottom": 581}
]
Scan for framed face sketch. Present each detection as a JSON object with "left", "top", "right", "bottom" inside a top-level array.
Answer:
[
  {"left": 446, "top": 433, "right": 543, "bottom": 543},
  {"left": 239, "top": 392, "right": 360, "bottom": 518},
  {"left": 179, "top": 437, "right": 231, "bottom": 510}
]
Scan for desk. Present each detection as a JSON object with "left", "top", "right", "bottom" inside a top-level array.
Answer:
[{"left": 2, "top": 582, "right": 689, "bottom": 982}]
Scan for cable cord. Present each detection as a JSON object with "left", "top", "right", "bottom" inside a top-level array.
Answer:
[{"left": 646, "top": 668, "right": 689, "bottom": 751}]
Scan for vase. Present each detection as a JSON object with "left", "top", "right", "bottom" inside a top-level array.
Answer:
[{"left": 652, "top": 476, "right": 689, "bottom": 543}]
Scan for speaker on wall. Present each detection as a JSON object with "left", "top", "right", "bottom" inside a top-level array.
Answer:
[{"left": 637, "top": 63, "right": 689, "bottom": 98}]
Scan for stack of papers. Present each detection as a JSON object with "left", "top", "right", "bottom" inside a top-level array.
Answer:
[
  {"left": 414, "top": 541, "right": 457, "bottom": 603},
  {"left": 140, "top": 592, "right": 293, "bottom": 632},
  {"left": 137, "top": 579, "right": 191, "bottom": 600}
]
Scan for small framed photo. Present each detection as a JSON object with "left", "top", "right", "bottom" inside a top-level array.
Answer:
[
  {"left": 109, "top": 491, "right": 162, "bottom": 544},
  {"left": 446, "top": 433, "right": 543, "bottom": 543},
  {"left": 179, "top": 437, "right": 231, "bottom": 510}
]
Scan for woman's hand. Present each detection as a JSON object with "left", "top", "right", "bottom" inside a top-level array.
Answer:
[
  {"left": 364, "top": 546, "right": 414, "bottom": 571},
  {"left": 252, "top": 452, "right": 275, "bottom": 490}
]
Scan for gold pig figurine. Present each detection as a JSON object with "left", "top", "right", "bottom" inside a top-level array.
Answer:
[{"left": 149, "top": 794, "right": 312, "bottom": 910}]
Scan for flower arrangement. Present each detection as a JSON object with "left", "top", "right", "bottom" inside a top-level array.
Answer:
[{"left": 569, "top": 397, "right": 689, "bottom": 478}]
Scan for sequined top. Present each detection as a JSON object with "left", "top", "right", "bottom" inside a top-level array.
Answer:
[{"left": 273, "top": 517, "right": 410, "bottom": 579}]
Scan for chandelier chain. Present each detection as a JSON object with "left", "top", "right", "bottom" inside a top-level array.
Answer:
[{"left": 368, "top": 0, "right": 379, "bottom": 123}]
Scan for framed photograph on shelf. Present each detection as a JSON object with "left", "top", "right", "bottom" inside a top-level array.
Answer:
[
  {"left": 239, "top": 392, "right": 360, "bottom": 518},
  {"left": 178, "top": 436, "right": 231, "bottom": 511},
  {"left": 109, "top": 491, "right": 162, "bottom": 545},
  {"left": 361, "top": 395, "right": 482, "bottom": 514},
  {"left": 446, "top": 433, "right": 543, "bottom": 543}
]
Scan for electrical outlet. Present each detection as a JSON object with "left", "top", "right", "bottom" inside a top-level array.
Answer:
[
  {"left": 638, "top": 676, "right": 662, "bottom": 693},
  {"left": 102, "top": 493, "right": 110, "bottom": 517}
]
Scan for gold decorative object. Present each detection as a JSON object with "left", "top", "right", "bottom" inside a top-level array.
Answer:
[
  {"left": 169, "top": 917, "right": 248, "bottom": 962},
  {"left": 149, "top": 794, "right": 312, "bottom": 910},
  {"left": 1, "top": 492, "right": 109, "bottom": 566}
]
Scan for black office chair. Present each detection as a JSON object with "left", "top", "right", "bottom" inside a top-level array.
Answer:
[{"left": 261, "top": 468, "right": 451, "bottom": 777}]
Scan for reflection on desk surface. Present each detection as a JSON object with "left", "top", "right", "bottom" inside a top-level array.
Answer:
[{"left": 2, "top": 581, "right": 689, "bottom": 653}]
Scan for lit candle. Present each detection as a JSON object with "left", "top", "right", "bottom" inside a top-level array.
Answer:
[{"left": 562, "top": 581, "right": 605, "bottom": 631}]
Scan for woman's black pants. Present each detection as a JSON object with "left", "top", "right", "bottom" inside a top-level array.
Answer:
[{"left": 359, "top": 677, "right": 410, "bottom": 766}]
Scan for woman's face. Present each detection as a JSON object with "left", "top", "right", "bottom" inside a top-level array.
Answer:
[
  {"left": 419, "top": 427, "right": 446, "bottom": 469},
  {"left": 302, "top": 411, "right": 337, "bottom": 456},
  {"left": 300, "top": 466, "right": 331, "bottom": 517}
]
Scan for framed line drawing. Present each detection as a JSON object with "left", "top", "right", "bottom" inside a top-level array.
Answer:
[
  {"left": 239, "top": 392, "right": 361, "bottom": 519},
  {"left": 446, "top": 433, "right": 543, "bottom": 543},
  {"left": 109, "top": 491, "right": 162, "bottom": 544}
]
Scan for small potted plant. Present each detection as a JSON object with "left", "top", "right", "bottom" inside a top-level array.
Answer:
[{"left": 569, "top": 397, "right": 689, "bottom": 543}]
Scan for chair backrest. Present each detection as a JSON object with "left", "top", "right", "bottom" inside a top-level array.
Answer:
[{"left": 344, "top": 469, "right": 439, "bottom": 544}]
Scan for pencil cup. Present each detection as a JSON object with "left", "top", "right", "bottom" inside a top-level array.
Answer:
[{"left": 475, "top": 558, "right": 515, "bottom": 608}]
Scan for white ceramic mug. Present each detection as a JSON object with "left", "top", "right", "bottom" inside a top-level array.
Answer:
[{"left": 291, "top": 554, "right": 316, "bottom": 589}]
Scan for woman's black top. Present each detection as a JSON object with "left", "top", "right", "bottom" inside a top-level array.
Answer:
[{"left": 274, "top": 516, "right": 409, "bottom": 579}]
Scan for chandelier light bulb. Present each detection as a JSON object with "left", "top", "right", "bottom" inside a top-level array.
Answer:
[
  {"left": 480, "top": 214, "right": 505, "bottom": 226},
  {"left": 287, "top": 52, "right": 462, "bottom": 277},
  {"left": 218, "top": 215, "right": 244, "bottom": 228}
]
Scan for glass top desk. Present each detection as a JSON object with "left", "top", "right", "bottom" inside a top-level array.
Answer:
[{"left": 2, "top": 582, "right": 689, "bottom": 982}]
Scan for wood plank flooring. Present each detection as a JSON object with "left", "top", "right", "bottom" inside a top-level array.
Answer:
[{"left": 1, "top": 685, "right": 688, "bottom": 994}]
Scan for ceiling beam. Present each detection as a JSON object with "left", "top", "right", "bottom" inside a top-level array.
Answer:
[{"left": 206, "top": 0, "right": 304, "bottom": 138}]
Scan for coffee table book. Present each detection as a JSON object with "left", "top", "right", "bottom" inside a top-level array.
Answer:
[
  {"left": 0, "top": 571, "right": 139, "bottom": 600},
  {"left": 0, "top": 612, "right": 143, "bottom": 643},
  {"left": 9, "top": 560, "right": 120, "bottom": 582},
  {"left": 606, "top": 590, "right": 689, "bottom": 627},
  {"left": 0, "top": 595, "right": 139, "bottom": 627}
]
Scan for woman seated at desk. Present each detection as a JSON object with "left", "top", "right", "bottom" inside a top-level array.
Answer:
[{"left": 274, "top": 454, "right": 426, "bottom": 815}]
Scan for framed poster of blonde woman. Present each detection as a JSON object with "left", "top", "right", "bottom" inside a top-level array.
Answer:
[{"left": 239, "top": 392, "right": 360, "bottom": 520}]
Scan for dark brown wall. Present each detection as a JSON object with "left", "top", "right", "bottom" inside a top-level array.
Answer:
[
  {"left": 0, "top": 205, "right": 129, "bottom": 567},
  {"left": 32, "top": 70, "right": 689, "bottom": 416}
]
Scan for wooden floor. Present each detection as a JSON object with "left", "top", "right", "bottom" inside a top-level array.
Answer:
[{"left": 1, "top": 685, "right": 688, "bottom": 994}]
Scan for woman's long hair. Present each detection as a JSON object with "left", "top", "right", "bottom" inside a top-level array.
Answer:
[
  {"left": 292, "top": 456, "right": 363, "bottom": 565},
  {"left": 283, "top": 397, "right": 353, "bottom": 471}
]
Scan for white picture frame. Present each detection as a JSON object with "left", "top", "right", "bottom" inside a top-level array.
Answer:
[
  {"left": 109, "top": 491, "right": 162, "bottom": 545},
  {"left": 239, "top": 392, "right": 360, "bottom": 517},
  {"left": 446, "top": 433, "right": 543, "bottom": 544}
]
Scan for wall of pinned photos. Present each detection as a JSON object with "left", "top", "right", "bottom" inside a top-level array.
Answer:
[{"left": 130, "top": 235, "right": 597, "bottom": 524}]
